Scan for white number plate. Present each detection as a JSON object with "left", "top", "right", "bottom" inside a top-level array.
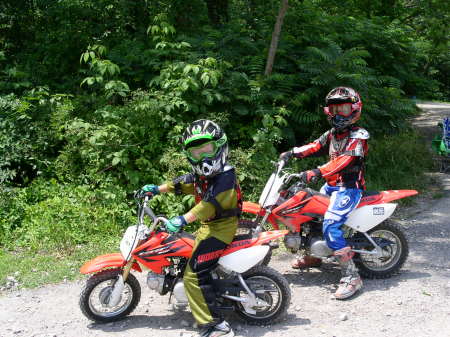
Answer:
[
  {"left": 120, "top": 225, "right": 149, "bottom": 259},
  {"left": 373, "top": 207, "right": 385, "bottom": 216}
]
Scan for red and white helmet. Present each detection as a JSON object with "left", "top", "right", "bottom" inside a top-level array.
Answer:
[{"left": 323, "top": 87, "right": 363, "bottom": 130}]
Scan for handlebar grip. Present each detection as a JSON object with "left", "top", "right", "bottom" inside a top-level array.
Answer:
[{"left": 157, "top": 217, "right": 169, "bottom": 224}]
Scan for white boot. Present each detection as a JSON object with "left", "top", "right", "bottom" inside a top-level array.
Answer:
[{"left": 333, "top": 246, "right": 363, "bottom": 300}]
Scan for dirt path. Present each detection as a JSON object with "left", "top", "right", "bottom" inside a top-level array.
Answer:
[{"left": 1, "top": 103, "right": 450, "bottom": 337}]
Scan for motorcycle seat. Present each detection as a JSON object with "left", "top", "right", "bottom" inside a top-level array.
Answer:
[
  {"left": 362, "top": 190, "right": 380, "bottom": 197},
  {"left": 359, "top": 190, "right": 382, "bottom": 206}
]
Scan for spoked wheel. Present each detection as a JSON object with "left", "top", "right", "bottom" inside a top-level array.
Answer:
[
  {"left": 79, "top": 268, "right": 141, "bottom": 322},
  {"left": 235, "top": 266, "right": 291, "bottom": 325},
  {"left": 354, "top": 221, "right": 409, "bottom": 279}
]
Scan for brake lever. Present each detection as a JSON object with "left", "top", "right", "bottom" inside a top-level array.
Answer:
[{"left": 133, "top": 190, "right": 154, "bottom": 200}]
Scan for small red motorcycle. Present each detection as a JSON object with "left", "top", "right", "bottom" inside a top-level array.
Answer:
[
  {"left": 79, "top": 194, "right": 291, "bottom": 325},
  {"left": 240, "top": 160, "right": 418, "bottom": 279}
]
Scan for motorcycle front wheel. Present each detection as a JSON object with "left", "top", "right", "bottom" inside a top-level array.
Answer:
[
  {"left": 79, "top": 268, "right": 141, "bottom": 322},
  {"left": 353, "top": 220, "right": 409, "bottom": 279},
  {"left": 235, "top": 265, "right": 291, "bottom": 325}
]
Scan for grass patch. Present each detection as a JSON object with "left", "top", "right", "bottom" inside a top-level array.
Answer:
[
  {"left": 0, "top": 238, "right": 116, "bottom": 290},
  {"left": 365, "top": 130, "right": 433, "bottom": 193}
]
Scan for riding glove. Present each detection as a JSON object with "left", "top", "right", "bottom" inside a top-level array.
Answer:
[
  {"left": 299, "top": 169, "right": 322, "bottom": 183},
  {"left": 166, "top": 215, "right": 187, "bottom": 233},
  {"left": 279, "top": 150, "right": 293, "bottom": 162},
  {"left": 141, "top": 184, "right": 160, "bottom": 196}
]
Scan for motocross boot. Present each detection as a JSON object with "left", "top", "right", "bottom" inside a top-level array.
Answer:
[
  {"left": 333, "top": 247, "right": 362, "bottom": 300},
  {"left": 291, "top": 255, "right": 322, "bottom": 269},
  {"left": 198, "top": 320, "right": 234, "bottom": 337}
]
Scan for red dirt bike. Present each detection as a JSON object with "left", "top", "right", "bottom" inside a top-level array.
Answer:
[
  {"left": 79, "top": 194, "right": 291, "bottom": 325},
  {"left": 240, "top": 160, "right": 418, "bottom": 279}
]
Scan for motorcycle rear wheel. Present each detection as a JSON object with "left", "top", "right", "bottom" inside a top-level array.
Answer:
[
  {"left": 79, "top": 268, "right": 141, "bottom": 322},
  {"left": 235, "top": 265, "right": 291, "bottom": 325},
  {"left": 353, "top": 220, "right": 409, "bottom": 279}
]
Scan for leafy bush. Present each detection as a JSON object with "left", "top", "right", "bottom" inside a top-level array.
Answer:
[
  {"left": 0, "top": 90, "right": 65, "bottom": 185},
  {"left": 0, "top": 0, "right": 444, "bottom": 259},
  {"left": 365, "top": 131, "right": 433, "bottom": 191},
  {"left": 0, "top": 179, "right": 133, "bottom": 251}
]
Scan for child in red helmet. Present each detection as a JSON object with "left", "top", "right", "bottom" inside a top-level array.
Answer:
[{"left": 280, "top": 87, "right": 368, "bottom": 299}]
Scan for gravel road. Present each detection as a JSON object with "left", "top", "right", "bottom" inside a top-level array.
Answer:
[{"left": 1, "top": 102, "right": 450, "bottom": 337}]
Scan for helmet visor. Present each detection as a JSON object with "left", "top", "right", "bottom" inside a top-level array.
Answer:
[
  {"left": 328, "top": 103, "right": 352, "bottom": 117},
  {"left": 186, "top": 141, "right": 218, "bottom": 162}
]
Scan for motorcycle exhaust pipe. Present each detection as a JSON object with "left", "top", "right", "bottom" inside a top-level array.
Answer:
[{"left": 310, "top": 238, "right": 333, "bottom": 258}]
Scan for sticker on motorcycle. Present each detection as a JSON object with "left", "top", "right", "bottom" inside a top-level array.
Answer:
[{"left": 373, "top": 207, "right": 385, "bottom": 215}]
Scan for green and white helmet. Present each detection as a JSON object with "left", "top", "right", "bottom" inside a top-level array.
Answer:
[{"left": 182, "top": 119, "right": 228, "bottom": 177}]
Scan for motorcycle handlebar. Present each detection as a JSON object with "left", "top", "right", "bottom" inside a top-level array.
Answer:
[{"left": 282, "top": 173, "right": 308, "bottom": 188}]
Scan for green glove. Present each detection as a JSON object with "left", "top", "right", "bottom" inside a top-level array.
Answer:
[
  {"left": 166, "top": 216, "right": 187, "bottom": 233},
  {"left": 141, "top": 184, "right": 160, "bottom": 196}
]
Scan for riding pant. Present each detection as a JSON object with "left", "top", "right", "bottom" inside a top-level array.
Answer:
[
  {"left": 320, "top": 183, "right": 362, "bottom": 251},
  {"left": 183, "top": 223, "right": 236, "bottom": 327}
]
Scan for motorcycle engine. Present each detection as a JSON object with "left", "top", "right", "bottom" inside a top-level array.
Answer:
[
  {"left": 284, "top": 233, "right": 301, "bottom": 253},
  {"left": 146, "top": 271, "right": 165, "bottom": 294},
  {"left": 310, "top": 237, "right": 333, "bottom": 258}
]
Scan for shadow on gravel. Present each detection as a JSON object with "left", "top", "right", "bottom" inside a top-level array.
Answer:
[
  {"left": 87, "top": 313, "right": 196, "bottom": 334},
  {"left": 282, "top": 263, "right": 431, "bottom": 295},
  {"left": 238, "top": 314, "right": 312, "bottom": 337},
  {"left": 86, "top": 311, "right": 307, "bottom": 336}
]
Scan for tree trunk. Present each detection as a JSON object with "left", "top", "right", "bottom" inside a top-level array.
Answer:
[{"left": 264, "top": 0, "right": 289, "bottom": 76}]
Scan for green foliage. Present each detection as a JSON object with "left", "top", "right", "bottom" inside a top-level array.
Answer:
[
  {"left": 0, "top": 179, "right": 133, "bottom": 250},
  {"left": 80, "top": 45, "right": 130, "bottom": 99},
  {"left": 0, "top": 240, "right": 117, "bottom": 288},
  {"left": 0, "top": 90, "right": 71, "bottom": 184},
  {"left": 0, "top": 0, "right": 445, "bottom": 278},
  {"left": 365, "top": 130, "right": 433, "bottom": 191}
]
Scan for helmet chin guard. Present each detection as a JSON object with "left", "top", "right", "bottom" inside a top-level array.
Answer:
[{"left": 191, "top": 147, "right": 228, "bottom": 177}]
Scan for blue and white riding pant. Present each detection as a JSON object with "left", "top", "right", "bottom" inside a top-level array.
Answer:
[{"left": 320, "top": 183, "right": 362, "bottom": 251}]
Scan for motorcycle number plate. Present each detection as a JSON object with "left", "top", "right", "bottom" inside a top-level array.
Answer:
[
  {"left": 373, "top": 207, "right": 385, "bottom": 215},
  {"left": 120, "top": 225, "right": 148, "bottom": 259}
]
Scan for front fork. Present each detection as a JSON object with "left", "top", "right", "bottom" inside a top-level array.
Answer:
[
  {"left": 252, "top": 211, "right": 273, "bottom": 234},
  {"left": 108, "top": 259, "right": 135, "bottom": 307}
]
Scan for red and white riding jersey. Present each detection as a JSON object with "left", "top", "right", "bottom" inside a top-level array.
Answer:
[{"left": 293, "top": 127, "right": 369, "bottom": 189}]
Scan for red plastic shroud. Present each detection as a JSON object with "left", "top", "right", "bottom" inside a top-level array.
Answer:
[
  {"left": 80, "top": 229, "right": 288, "bottom": 275},
  {"left": 242, "top": 189, "right": 418, "bottom": 231}
]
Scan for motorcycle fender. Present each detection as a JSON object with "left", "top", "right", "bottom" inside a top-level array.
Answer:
[
  {"left": 346, "top": 203, "right": 397, "bottom": 232},
  {"left": 255, "top": 230, "right": 289, "bottom": 245},
  {"left": 79, "top": 253, "right": 142, "bottom": 274},
  {"left": 242, "top": 201, "right": 262, "bottom": 215},
  {"left": 218, "top": 245, "right": 270, "bottom": 273},
  {"left": 242, "top": 201, "right": 278, "bottom": 229}
]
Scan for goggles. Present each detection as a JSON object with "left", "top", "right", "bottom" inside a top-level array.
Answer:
[
  {"left": 185, "top": 141, "right": 218, "bottom": 162},
  {"left": 328, "top": 103, "right": 353, "bottom": 117}
]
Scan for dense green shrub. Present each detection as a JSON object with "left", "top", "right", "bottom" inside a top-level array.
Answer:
[
  {"left": 0, "top": 0, "right": 444, "bottom": 253},
  {"left": 365, "top": 131, "right": 433, "bottom": 191},
  {"left": 0, "top": 179, "right": 133, "bottom": 250}
]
